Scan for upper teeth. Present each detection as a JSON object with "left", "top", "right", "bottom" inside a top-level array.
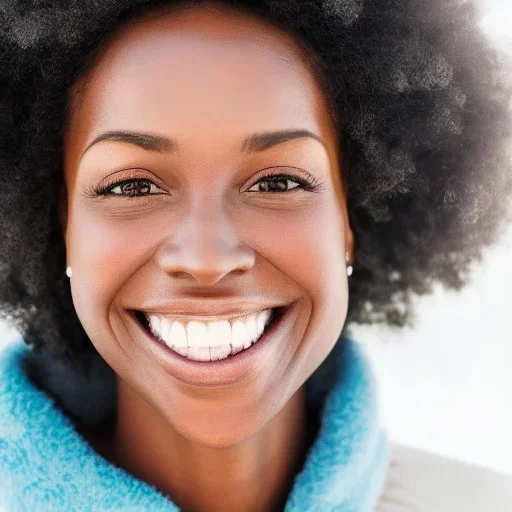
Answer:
[{"left": 146, "top": 309, "right": 274, "bottom": 361}]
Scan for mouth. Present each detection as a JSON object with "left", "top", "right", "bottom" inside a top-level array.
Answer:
[
  {"left": 130, "top": 305, "right": 287, "bottom": 362},
  {"left": 128, "top": 301, "right": 298, "bottom": 388}
]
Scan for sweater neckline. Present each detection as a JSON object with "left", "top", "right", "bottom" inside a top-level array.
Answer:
[{"left": 0, "top": 330, "right": 390, "bottom": 511}]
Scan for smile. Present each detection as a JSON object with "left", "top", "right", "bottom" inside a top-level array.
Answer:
[{"left": 132, "top": 306, "right": 286, "bottom": 362}]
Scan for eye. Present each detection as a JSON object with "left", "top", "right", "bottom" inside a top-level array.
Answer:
[
  {"left": 246, "top": 172, "right": 322, "bottom": 193},
  {"left": 92, "top": 178, "right": 166, "bottom": 197}
]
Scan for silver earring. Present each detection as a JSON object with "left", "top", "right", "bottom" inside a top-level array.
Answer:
[{"left": 66, "top": 266, "right": 72, "bottom": 278}]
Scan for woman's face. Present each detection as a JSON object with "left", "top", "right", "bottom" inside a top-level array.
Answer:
[{"left": 63, "top": 3, "right": 353, "bottom": 443}]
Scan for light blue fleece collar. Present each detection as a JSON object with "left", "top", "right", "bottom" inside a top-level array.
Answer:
[{"left": 0, "top": 330, "right": 390, "bottom": 511}]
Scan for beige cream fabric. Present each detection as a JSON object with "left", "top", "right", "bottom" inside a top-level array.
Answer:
[{"left": 375, "top": 443, "right": 512, "bottom": 511}]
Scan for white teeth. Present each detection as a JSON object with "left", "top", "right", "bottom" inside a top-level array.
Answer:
[
  {"left": 208, "top": 320, "right": 231, "bottom": 346},
  {"left": 150, "top": 315, "right": 161, "bottom": 336},
  {"left": 186, "top": 321, "right": 210, "bottom": 362},
  {"left": 210, "top": 345, "right": 232, "bottom": 361},
  {"left": 187, "top": 346, "right": 210, "bottom": 361},
  {"left": 245, "top": 315, "right": 259, "bottom": 346},
  {"left": 231, "top": 318, "right": 249, "bottom": 353},
  {"left": 208, "top": 321, "right": 232, "bottom": 361},
  {"left": 256, "top": 311, "right": 266, "bottom": 333},
  {"left": 161, "top": 319, "right": 173, "bottom": 344},
  {"left": 187, "top": 321, "right": 210, "bottom": 347},
  {"left": 146, "top": 308, "right": 275, "bottom": 361},
  {"left": 169, "top": 320, "right": 187, "bottom": 347}
]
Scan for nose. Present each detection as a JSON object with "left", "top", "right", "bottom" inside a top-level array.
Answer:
[{"left": 154, "top": 202, "right": 256, "bottom": 286}]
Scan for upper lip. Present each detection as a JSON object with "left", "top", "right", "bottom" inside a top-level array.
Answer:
[{"left": 134, "top": 303, "right": 289, "bottom": 322}]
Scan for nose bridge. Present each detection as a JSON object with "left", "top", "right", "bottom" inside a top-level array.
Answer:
[
  {"left": 156, "top": 188, "right": 255, "bottom": 285},
  {"left": 188, "top": 182, "right": 233, "bottom": 235},
  {"left": 186, "top": 193, "right": 232, "bottom": 251}
]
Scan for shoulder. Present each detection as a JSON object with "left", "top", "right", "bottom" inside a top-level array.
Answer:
[{"left": 375, "top": 442, "right": 512, "bottom": 512}]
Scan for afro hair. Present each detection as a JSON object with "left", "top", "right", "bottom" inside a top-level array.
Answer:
[{"left": 1, "top": 0, "right": 512, "bottom": 373}]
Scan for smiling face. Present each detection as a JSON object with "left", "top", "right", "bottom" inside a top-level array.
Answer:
[{"left": 62, "top": 2, "right": 354, "bottom": 445}]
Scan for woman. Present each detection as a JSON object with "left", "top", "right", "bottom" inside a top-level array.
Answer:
[{"left": 0, "top": 0, "right": 511, "bottom": 510}]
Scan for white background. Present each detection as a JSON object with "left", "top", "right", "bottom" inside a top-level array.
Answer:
[
  {"left": 1, "top": 0, "right": 511, "bottom": 478},
  {"left": 353, "top": 221, "right": 512, "bottom": 477}
]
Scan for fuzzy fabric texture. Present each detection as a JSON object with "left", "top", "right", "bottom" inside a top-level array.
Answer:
[{"left": 0, "top": 329, "right": 390, "bottom": 511}]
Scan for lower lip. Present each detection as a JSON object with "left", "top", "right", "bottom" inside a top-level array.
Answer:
[{"left": 131, "top": 302, "right": 297, "bottom": 388}]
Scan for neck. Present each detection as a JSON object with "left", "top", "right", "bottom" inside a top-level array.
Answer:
[{"left": 94, "top": 379, "right": 317, "bottom": 512}]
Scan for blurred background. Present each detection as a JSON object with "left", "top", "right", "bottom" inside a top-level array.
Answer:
[
  {"left": 353, "top": 220, "right": 512, "bottom": 477},
  {"left": 0, "top": 0, "right": 511, "bottom": 478}
]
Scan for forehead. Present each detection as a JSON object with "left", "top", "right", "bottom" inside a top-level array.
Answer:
[{"left": 65, "top": 4, "right": 335, "bottom": 161}]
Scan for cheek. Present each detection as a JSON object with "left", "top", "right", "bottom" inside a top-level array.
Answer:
[
  {"left": 66, "top": 202, "right": 159, "bottom": 342},
  {"left": 252, "top": 197, "right": 348, "bottom": 385},
  {"left": 243, "top": 196, "right": 348, "bottom": 345},
  {"left": 274, "top": 200, "right": 347, "bottom": 314},
  {"left": 297, "top": 209, "right": 348, "bottom": 346}
]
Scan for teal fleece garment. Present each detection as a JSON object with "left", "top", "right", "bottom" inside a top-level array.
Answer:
[{"left": 0, "top": 330, "right": 390, "bottom": 511}]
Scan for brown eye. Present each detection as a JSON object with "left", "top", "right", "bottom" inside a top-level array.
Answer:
[
  {"left": 246, "top": 172, "right": 321, "bottom": 193},
  {"left": 97, "top": 178, "right": 165, "bottom": 197}
]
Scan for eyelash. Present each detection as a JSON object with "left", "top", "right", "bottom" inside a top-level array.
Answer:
[{"left": 86, "top": 171, "right": 323, "bottom": 198}]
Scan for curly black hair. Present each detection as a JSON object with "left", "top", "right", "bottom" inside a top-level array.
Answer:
[{"left": 1, "top": 0, "right": 512, "bottom": 372}]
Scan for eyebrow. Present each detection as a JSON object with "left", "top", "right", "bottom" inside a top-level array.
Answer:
[{"left": 80, "top": 128, "right": 327, "bottom": 158}]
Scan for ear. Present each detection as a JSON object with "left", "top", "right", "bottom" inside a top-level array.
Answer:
[
  {"left": 59, "top": 183, "right": 68, "bottom": 243},
  {"left": 334, "top": 152, "right": 355, "bottom": 263},
  {"left": 345, "top": 225, "right": 355, "bottom": 264}
]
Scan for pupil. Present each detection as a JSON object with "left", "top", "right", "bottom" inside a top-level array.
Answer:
[
  {"left": 122, "top": 181, "right": 150, "bottom": 196},
  {"left": 260, "top": 179, "right": 287, "bottom": 192}
]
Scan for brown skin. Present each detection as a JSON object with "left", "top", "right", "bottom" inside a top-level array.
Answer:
[{"left": 61, "top": 3, "right": 354, "bottom": 512}]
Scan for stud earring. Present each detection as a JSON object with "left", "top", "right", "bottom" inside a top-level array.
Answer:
[
  {"left": 346, "top": 252, "right": 353, "bottom": 277},
  {"left": 66, "top": 266, "right": 72, "bottom": 278}
]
